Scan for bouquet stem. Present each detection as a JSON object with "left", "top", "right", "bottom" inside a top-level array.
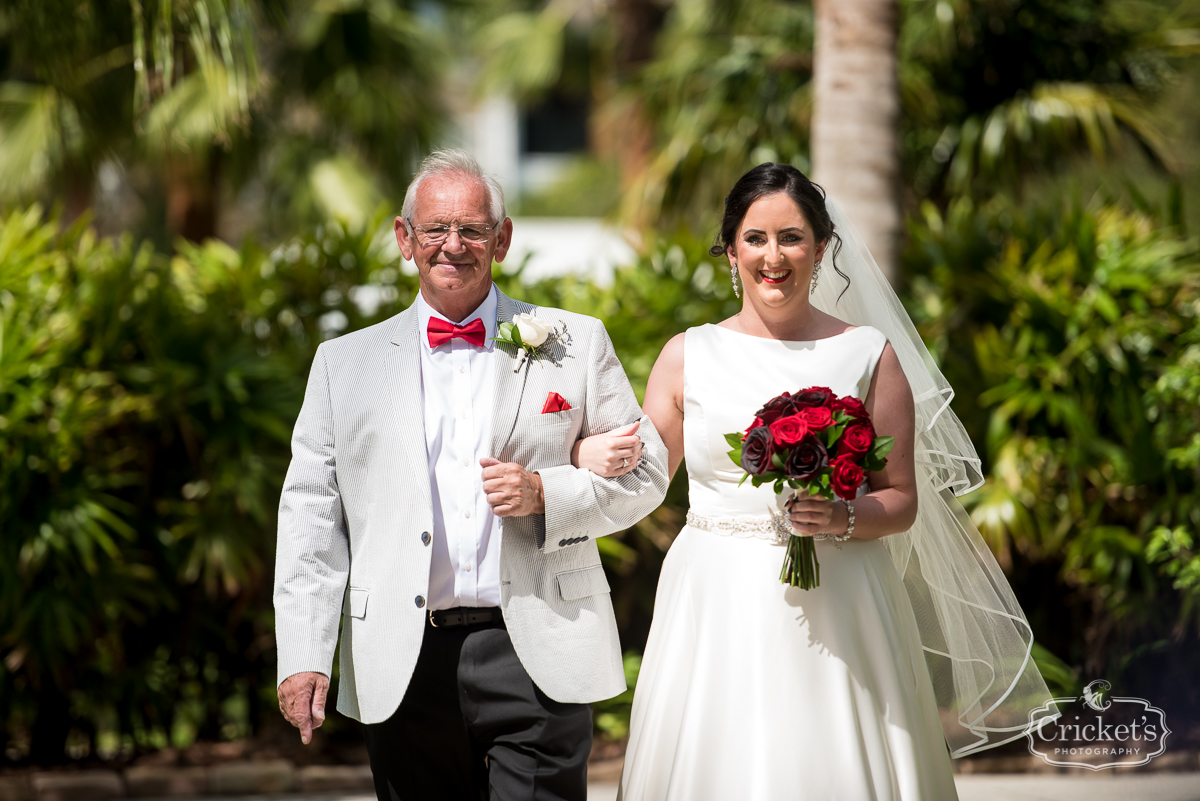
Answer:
[{"left": 780, "top": 534, "right": 820, "bottom": 589}]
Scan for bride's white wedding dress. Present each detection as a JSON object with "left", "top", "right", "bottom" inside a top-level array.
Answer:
[{"left": 618, "top": 323, "right": 959, "bottom": 801}]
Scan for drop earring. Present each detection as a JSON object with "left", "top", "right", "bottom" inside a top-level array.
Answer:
[
  {"left": 810, "top": 261, "right": 822, "bottom": 295},
  {"left": 731, "top": 261, "right": 740, "bottom": 298}
]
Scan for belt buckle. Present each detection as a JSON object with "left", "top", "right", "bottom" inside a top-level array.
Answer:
[{"left": 428, "top": 609, "right": 440, "bottom": 628}]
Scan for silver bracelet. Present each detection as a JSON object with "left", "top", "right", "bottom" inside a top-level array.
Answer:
[{"left": 833, "top": 501, "right": 855, "bottom": 543}]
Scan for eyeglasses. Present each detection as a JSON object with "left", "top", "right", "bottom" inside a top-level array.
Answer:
[{"left": 407, "top": 219, "right": 500, "bottom": 246}]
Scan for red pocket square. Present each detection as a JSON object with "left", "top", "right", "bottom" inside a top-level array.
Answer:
[{"left": 541, "top": 392, "right": 572, "bottom": 414}]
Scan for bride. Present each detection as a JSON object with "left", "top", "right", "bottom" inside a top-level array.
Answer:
[{"left": 572, "top": 163, "right": 1055, "bottom": 800}]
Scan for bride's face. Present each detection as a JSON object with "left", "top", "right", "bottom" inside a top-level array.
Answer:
[{"left": 727, "top": 192, "right": 826, "bottom": 308}]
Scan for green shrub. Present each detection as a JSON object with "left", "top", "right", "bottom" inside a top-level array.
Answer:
[{"left": 906, "top": 197, "right": 1200, "bottom": 722}]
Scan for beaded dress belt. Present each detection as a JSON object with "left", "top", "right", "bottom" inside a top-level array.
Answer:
[
  {"left": 685, "top": 510, "right": 843, "bottom": 546},
  {"left": 428, "top": 606, "right": 503, "bottom": 628}
]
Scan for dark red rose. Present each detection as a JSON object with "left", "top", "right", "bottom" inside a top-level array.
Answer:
[
  {"left": 769, "top": 414, "right": 809, "bottom": 446},
  {"left": 839, "top": 422, "right": 875, "bottom": 456},
  {"left": 755, "top": 392, "right": 799, "bottom": 425},
  {"left": 832, "top": 395, "right": 868, "bottom": 420},
  {"left": 784, "top": 433, "right": 828, "bottom": 482},
  {"left": 745, "top": 416, "right": 765, "bottom": 436},
  {"left": 830, "top": 456, "right": 865, "bottom": 500},
  {"left": 740, "top": 425, "right": 776, "bottom": 475},
  {"left": 797, "top": 406, "right": 834, "bottom": 430},
  {"left": 793, "top": 386, "right": 834, "bottom": 409}
]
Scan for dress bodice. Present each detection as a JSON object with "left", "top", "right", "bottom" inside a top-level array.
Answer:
[{"left": 682, "top": 323, "right": 888, "bottom": 520}]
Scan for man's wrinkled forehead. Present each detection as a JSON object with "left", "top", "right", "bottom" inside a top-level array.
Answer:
[{"left": 411, "top": 173, "right": 495, "bottom": 223}]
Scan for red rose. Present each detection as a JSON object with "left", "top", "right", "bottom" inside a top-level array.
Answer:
[
  {"left": 768, "top": 414, "right": 809, "bottom": 446},
  {"left": 793, "top": 386, "right": 834, "bottom": 408},
  {"left": 832, "top": 395, "right": 868, "bottom": 420},
  {"left": 830, "top": 457, "right": 865, "bottom": 500},
  {"left": 796, "top": 406, "right": 834, "bottom": 430},
  {"left": 839, "top": 422, "right": 875, "bottom": 455},
  {"left": 745, "top": 416, "right": 765, "bottom": 436},
  {"left": 755, "top": 392, "right": 800, "bottom": 424}
]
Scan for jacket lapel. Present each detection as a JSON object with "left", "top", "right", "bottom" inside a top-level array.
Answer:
[
  {"left": 489, "top": 289, "right": 533, "bottom": 460},
  {"left": 387, "top": 304, "right": 433, "bottom": 511}
]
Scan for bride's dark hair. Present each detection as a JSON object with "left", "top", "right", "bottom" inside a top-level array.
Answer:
[{"left": 709, "top": 163, "right": 848, "bottom": 296}]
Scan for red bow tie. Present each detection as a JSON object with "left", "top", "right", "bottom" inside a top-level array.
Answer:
[{"left": 427, "top": 317, "right": 487, "bottom": 348}]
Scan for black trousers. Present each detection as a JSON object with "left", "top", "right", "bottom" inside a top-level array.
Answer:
[{"left": 362, "top": 613, "right": 592, "bottom": 801}]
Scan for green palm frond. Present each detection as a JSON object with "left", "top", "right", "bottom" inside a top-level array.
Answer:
[
  {"left": 474, "top": 5, "right": 573, "bottom": 101},
  {"left": 945, "top": 82, "right": 1178, "bottom": 195},
  {"left": 132, "top": 0, "right": 261, "bottom": 149},
  {"left": 0, "top": 83, "right": 83, "bottom": 201}
]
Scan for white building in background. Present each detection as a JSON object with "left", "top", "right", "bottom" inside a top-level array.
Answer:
[{"left": 444, "top": 94, "right": 635, "bottom": 286}]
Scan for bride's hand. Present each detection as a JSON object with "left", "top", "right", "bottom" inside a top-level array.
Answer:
[
  {"left": 787, "top": 493, "right": 847, "bottom": 537},
  {"left": 571, "top": 421, "right": 643, "bottom": 478}
]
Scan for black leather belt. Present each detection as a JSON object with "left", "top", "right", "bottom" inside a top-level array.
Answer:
[{"left": 428, "top": 606, "right": 503, "bottom": 629}]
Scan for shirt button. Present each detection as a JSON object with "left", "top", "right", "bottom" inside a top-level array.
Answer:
[
  {"left": 459, "top": 366, "right": 466, "bottom": 373},
  {"left": 464, "top": 509, "right": 471, "bottom": 519},
  {"left": 464, "top": 563, "right": 472, "bottom": 572},
  {"left": 415, "top": 595, "right": 425, "bottom": 608},
  {"left": 421, "top": 531, "right": 431, "bottom": 545},
  {"left": 461, "top": 458, "right": 470, "bottom": 467}
]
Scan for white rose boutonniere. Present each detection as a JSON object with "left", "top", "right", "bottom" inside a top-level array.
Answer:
[{"left": 493, "top": 312, "right": 567, "bottom": 371}]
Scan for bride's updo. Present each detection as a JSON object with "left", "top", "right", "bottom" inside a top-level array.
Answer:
[{"left": 709, "top": 163, "right": 847, "bottom": 292}]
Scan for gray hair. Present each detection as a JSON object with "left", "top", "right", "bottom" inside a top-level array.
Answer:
[{"left": 401, "top": 148, "right": 507, "bottom": 225}]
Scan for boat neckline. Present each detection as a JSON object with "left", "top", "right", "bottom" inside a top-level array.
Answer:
[{"left": 704, "top": 322, "right": 869, "bottom": 345}]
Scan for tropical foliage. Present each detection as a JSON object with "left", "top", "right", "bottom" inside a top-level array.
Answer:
[
  {"left": 905, "top": 194, "right": 1200, "bottom": 711},
  {"left": 3, "top": 0, "right": 1200, "bottom": 765},
  {"left": 0, "top": 204, "right": 410, "bottom": 761}
]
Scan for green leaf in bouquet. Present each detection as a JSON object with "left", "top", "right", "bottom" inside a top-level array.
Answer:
[
  {"left": 727, "top": 447, "right": 743, "bottom": 465},
  {"left": 864, "top": 454, "right": 886, "bottom": 472},
  {"left": 724, "top": 432, "right": 746, "bottom": 450},
  {"left": 824, "top": 423, "right": 844, "bottom": 445},
  {"left": 771, "top": 451, "right": 786, "bottom": 470},
  {"left": 872, "top": 435, "right": 895, "bottom": 460}
]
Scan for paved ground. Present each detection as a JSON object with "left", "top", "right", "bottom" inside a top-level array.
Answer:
[{"left": 138, "top": 772, "right": 1200, "bottom": 801}]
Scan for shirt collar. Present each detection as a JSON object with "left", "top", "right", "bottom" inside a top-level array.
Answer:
[{"left": 416, "top": 284, "right": 498, "bottom": 352}]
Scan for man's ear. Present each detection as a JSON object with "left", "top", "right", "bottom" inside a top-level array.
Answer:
[
  {"left": 492, "top": 217, "right": 514, "bottom": 263},
  {"left": 395, "top": 216, "right": 414, "bottom": 262}
]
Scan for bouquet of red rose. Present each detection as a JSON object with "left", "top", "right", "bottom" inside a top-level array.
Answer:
[{"left": 724, "top": 386, "right": 894, "bottom": 589}]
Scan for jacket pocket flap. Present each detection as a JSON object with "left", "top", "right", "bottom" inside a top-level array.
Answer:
[
  {"left": 344, "top": 587, "right": 369, "bottom": 619},
  {"left": 556, "top": 565, "right": 610, "bottom": 602}
]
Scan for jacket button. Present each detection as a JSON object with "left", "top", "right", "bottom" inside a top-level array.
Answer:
[
  {"left": 558, "top": 539, "right": 568, "bottom": 547},
  {"left": 581, "top": 536, "right": 589, "bottom": 542},
  {"left": 415, "top": 595, "right": 425, "bottom": 608},
  {"left": 421, "top": 531, "right": 431, "bottom": 545}
]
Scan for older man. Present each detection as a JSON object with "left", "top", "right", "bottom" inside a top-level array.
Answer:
[{"left": 273, "top": 149, "right": 668, "bottom": 801}]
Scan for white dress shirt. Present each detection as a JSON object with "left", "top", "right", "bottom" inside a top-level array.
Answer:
[{"left": 416, "top": 285, "right": 502, "bottom": 610}]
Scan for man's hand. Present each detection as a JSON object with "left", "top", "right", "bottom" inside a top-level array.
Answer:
[
  {"left": 278, "top": 671, "right": 330, "bottom": 745},
  {"left": 480, "top": 457, "right": 545, "bottom": 516}
]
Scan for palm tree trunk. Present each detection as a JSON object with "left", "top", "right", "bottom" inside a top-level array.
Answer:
[{"left": 811, "top": 0, "right": 901, "bottom": 283}]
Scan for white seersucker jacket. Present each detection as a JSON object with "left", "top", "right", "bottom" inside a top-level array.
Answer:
[{"left": 273, "top": 288, "right": 669, "bottom": 724}]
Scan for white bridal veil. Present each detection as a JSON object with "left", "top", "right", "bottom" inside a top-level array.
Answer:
[{"left": 810, "top": 198, "right": 1058, "bottom": 757}]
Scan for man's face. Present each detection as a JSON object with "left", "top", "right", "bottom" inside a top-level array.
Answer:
[{"left": 395, "top": 175, "right": 512, "bottom": 318}]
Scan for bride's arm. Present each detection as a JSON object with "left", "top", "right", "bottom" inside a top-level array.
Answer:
[
  {"left": 641, "top": 333, "right": 686, "bottom": 480},
  {"left": 571, "top": 421, "right": 644, "bottom": 478},
  {"left": 787, "top": 343, "right": 918, "bottom": 540},
  {"left": 571, "top": 333, "right": 686, "bottom": 479}
]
